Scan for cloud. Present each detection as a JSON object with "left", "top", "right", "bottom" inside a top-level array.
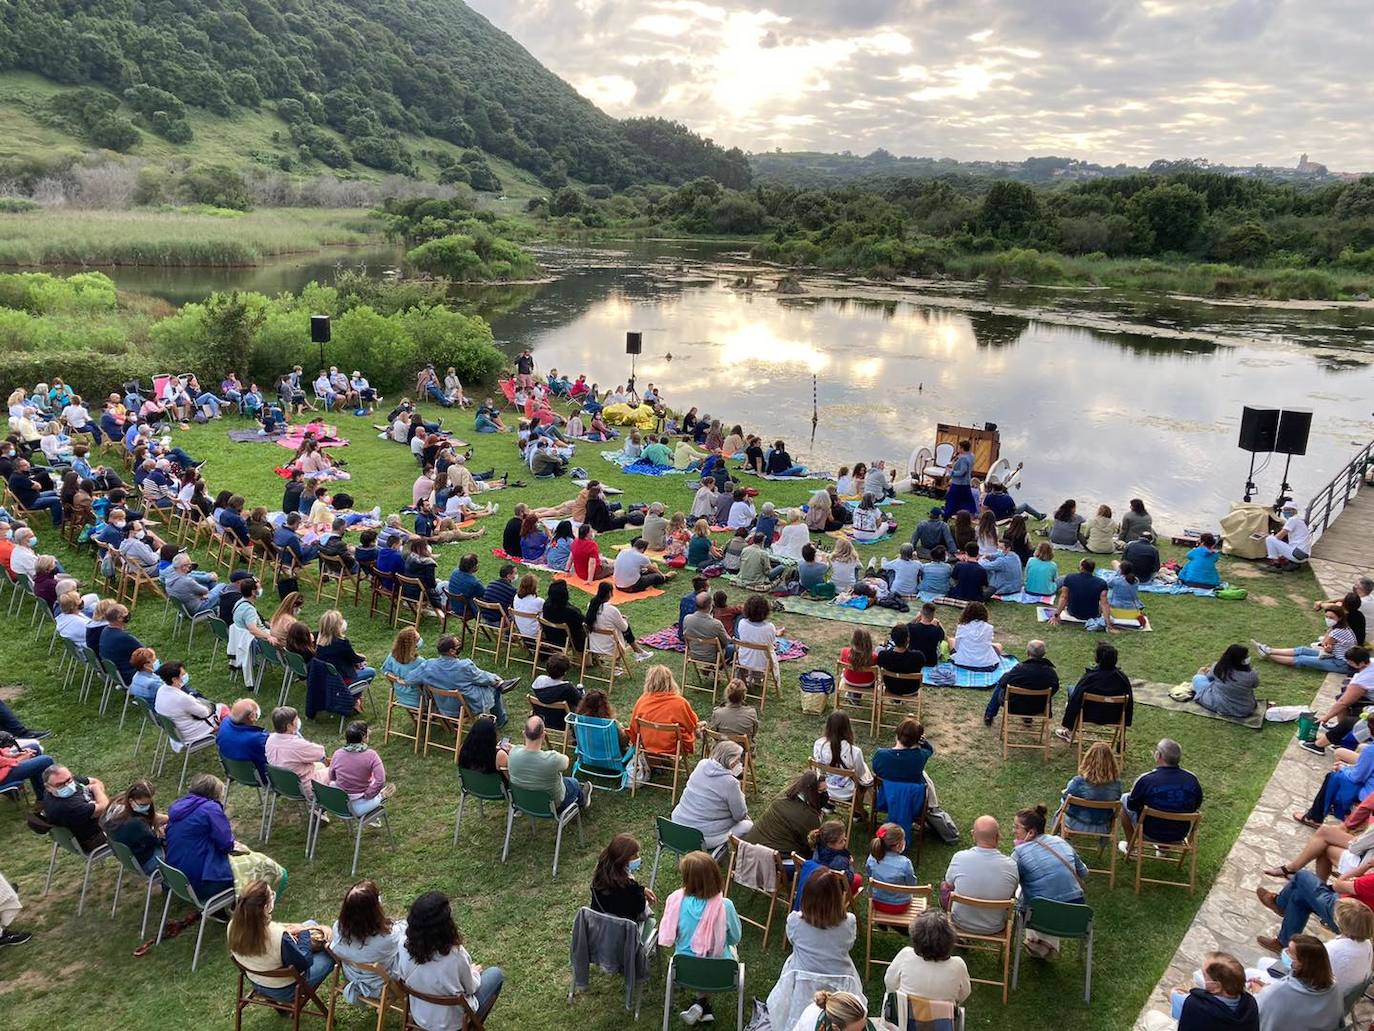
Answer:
[{"left": 464, "top": 0, "right": 1374, "bottom": 170}]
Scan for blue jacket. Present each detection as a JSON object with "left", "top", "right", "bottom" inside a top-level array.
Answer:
[
  {"left": 445, "top": 569, "right": 485, "bottom": 617},
  {"left": 219, "top": 510, "right": 250, "bottom": 545},
  {"left": 273, "top": 526, "right": 317, "bottom": 564},
  {"left": 98, "top": 626, "right": 142, "bottom": 684},
  {"left": 99, "top": 412, "right": 122, "bottom": 439},
  {"left": 164, "top": 794, "right": 235, "bottom": 897},
  {"left": 216, "top": 718, "right": 270, "bottom": 782}
]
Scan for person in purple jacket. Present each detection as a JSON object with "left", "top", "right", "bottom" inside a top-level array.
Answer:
[{"left": 164, "top": 774, "right": 239, "bottom": 899}]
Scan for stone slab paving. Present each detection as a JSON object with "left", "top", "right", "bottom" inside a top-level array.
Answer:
[{"left": 1134, "top": 517, "right": 1372, "bottom": 1028}]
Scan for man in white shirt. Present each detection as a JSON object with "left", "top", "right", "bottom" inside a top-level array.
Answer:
[
  {"left": 942, "top": 815, "right": 1020, "bottom": 934},
  {"left": 1316, "top": 577, "right": 1374, "bottom": 622},
  {"left": 1266, "top": 502, "right": 1312, "bottom": 566},
  {"left": 612, "top": 538, "right": 670, "bottom": 593},
  {"left": 726, "top": 489, "right": 756, "bottom": 531},
  {"left": 153, "top": 662, "right": 217, "bottom": 748},
  {"left": 1313, "top": 647, "right": 1374, "bottom": 751}
]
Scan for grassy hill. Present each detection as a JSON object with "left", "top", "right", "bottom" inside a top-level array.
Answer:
[{"left": 0, "top": 0, "right": 749, "bottom": 192}]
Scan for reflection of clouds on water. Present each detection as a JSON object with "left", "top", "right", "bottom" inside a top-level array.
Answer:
[{"left": 485, "top": 251, "right": 1374, "bottom": 524}]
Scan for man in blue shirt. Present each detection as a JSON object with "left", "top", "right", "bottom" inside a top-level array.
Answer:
[
  {"left": 1049, "top": 558, "right": 1110, "bottom": 625},
  {"left": 216, "top": 699, "right": 270, "bottom": 783},
  {"left": 404, "top": 634, "right": 515, "bottom": 728},
  {"left": 97, "top": 604, "right": 142, "bottom": 684},
  {"left": 480, "top": 564, "right": 517, "bottom": 623},
  {"left": 911, "top": 507, "right": 956, "bottom": 559},
  {"left": 982, "top": 481, "right": 1045, "bottom": 521},
  {"left": 881, "top": 544, "right": 922, "bottom": 596},
  {"left": 948, "top": 544, "right": 989, "bottom": 601},
  {"left": 677, "top": 576, "right": 708, "bottom": 637},
  {"left": 217, "top": 497, "right": 250, "bottom": 545},
  {"left": 446, "top": 553, "right": 485, "bottom": 618},
  {"left": 1119, "top": 738, "right": 1203, "bottom": 846},
  {"left": 979, "top": 544, "right": 1024, "bottom": 597},
  {"left": 273, "top": 512, "right": 319, "bottom": 564}
]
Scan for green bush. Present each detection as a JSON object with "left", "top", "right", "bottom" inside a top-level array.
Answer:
[
  {"left": 398, "top": 306, "right": 502, "bottom": 384},
  {"left": 0, "top": 350, "right": 163, "bottom": 399},
  {"left": 1265, "top": 269, "right": 1340, "bottom": 300}
]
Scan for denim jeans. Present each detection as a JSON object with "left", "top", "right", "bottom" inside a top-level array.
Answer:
[
  {"left": 349, "top": 795, "right": 385, "bottom": 817},
  {"left": 1291, "top": 647, "right": 1348, "bottom": 672},
  {"left": 1015, "top": 502, "right": 1047, "bottom": 520},
  {"left": 1276, "top": 869, "right": 1341, "bottom": 944},
  {"left": 426, "top": 384, "right": 454, "bottom": 407},
  {"left": 0, "top": 754, "right": 54, "bottom": 796},
  {"left": 29, "top": 492, "right": 64, "bottom": 527},
  {"left": 252, "top": 948, "right": 337, "bottom": 1003},
  {"left": 195, "top": 393, "right": 221, "bottom": 418},
  {"left": 556, "top": 776, "right": 584, "bottom": 813},
  {"left": 473, "top": 965, "right": 504, "bottom": 1019}
]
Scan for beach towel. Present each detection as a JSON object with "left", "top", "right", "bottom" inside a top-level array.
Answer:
[
  {"left": 540, "top": 517, "right": 583, "bottom": 534},
  {"left": 841, "top": 496, "right": 906, "bottom": 508},
  {"left": 737, "top": 469, "right": 833, "bottom": 482},
  {"left": 779, "top": 595, "right": 910, "bottom": 628},
  {"left": 1136, "top": 578, "right": 1219, "bottom": 597},
  {"left": 554, "top": 572, "right": 663, "bottom": 604},
  {"left": 612, "top": 542, "right": 667, "bottom": 561},
  {"left": 921, "top": 655, "right": 1020, "bottom": 689},
  {"left": 1036, "top": 606, "right": 1152, "bottom": 630},
  {"left": 1132, "top": 679, "right": 1265, "bottom": 729},
  {"left": 572, "top": 480, "right": 623, "bottom": 494},
  {"left": 227, "top": 429, "right": 284, "bottom": 443},
  {"left": 599, "top": 450, "right": 682, "bottom": 475},
  {"left": 277, "top": 424, "right": 348, "bottom": 449},
  {"left": 489, "top": 548, "right": 561, "bottom": 574},
  {"left": 994, "top": 591, "right": 1055, "bottom": 606},
  {"left": 826, "top": 529, "right": 895, "bottom": 545},
  {"left": 638, "top": 625, "right": 809, "bottom": 662}
]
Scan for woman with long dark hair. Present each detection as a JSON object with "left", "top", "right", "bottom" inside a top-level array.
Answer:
[
  {"left": 457, "top": 714, "right": 509, "bottom": 776},
  {"left": 330, "top": 879, "right": 405, "bottom": 1004},
  {"left": 396, "top": 891, "right": 504, "bottom": 1030},
  {"left": 103, "top": 779, "right": 166, "bottom": 874},
  {"left": 539, "top": 578, "right": 586, "bottom": 652},
  {"left": 590, "top": 833, "right": 654, "bottom": 922},
  {"left": 810, "top": 711, "right": 873, "bottom": 813},
  {"left": 1191, "top": 643, "right": 1259, "bottom": 718}
]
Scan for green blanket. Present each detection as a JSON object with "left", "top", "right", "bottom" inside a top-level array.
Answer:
[
  {"left": 779, "top": 595, "right": 909, "bottom": 628},
  {"left": 1131, "top": 679, "right": 1265, "bottom": 730}
]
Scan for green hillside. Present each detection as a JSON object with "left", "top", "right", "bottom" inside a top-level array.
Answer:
[{"left": 0, "top": 0, "right": 749, "bottom": 190}]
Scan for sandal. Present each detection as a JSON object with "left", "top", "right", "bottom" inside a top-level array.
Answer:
[
  {"left": 1263, "top": 864, "right": 1294, "bottom": 878},
  {"left": 1292, "top": 812, "right": 1321, "bottom": 829}
]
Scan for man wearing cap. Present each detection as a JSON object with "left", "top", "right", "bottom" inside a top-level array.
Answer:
[
  {"left": 416, "top": 364, "right": 452, "bottom": 407},
  {"left": 1266, "top": 503, "right": 1312, "bottom": 568},
  {"left": 350, "top": 370, "right": 377, "bottom": 412},
  {"left": 911, "top": 507, "right": 956, "bottom": 559}
]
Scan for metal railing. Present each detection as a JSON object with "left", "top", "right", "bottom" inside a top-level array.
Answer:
[{"left": 1305, "top": 439, "right": 1374, "bottom": 541}]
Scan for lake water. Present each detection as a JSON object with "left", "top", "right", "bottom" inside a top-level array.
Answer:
[{"left": 108, "top": 241, "right": 1374, "bottom": 527}]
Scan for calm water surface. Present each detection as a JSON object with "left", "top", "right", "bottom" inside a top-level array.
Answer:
[{"left": 111, "top": 241, "right": 1374, "bottom": 527}]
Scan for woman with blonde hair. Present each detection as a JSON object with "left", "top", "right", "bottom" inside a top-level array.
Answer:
[
  {"left": 315, "top": 609, "right": 375, "bottom": 686},
  {"left": 1057, "top": 741, "right": 1122, "bottom": 834},
  {"left": 510, "top": 573, "right": 544, "bottom": 642},
  {"left": 663, "top": 512, "right": 691, "bottom": 560},
  {"left": 381, "top": 627, "right": 424, "bottom": 710},
  {"left": 708, "top": 679, "right": 759, "bottom": 742},
  {"left": 658, "top": 850, "right": 742, "bottom": 1026},
  {"left": 686, "top": 518, "right": 722, "bottom": 569},
  {"left": 268, "top": 592, "right": 306, "bottom": 644},
  {"left": 829, "top": 537, "right": 861, "bottom": 593},
  {"left": 1085, "top": 503, "right": 1118, "bottom": 554},
  {"left": 629, "top": 665, "right": 700, "bottom": 755},
  {"left": 790, "top": 990, "right": 868, "bottom": 1031},
  {"left": 806, "top": 489, "right": 842, "bottom": 533},
  {"left": 1024, "top": 541, "right": 1058, "bottom": 597}
]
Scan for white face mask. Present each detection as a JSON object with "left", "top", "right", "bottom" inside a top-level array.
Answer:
[{"left": 1326, "top": 616, "right": 1339, "bottom": 628}]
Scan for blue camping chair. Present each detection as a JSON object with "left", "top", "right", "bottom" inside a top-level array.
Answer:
[{"left": 570, "top": 714, "right": 637, "bottom": 792}]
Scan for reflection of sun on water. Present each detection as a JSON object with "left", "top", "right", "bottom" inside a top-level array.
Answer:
[{"left": 722, "top": 323, "right": 830, "bottom": 374}]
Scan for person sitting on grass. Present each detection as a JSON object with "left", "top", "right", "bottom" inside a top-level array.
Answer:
[
  {"left": 590, "top": 833, "right": 656, "bottom": 924},
  {"left": 979, "top": 541, "right": 1023, "bottom": 597},
  {"left": 1084, "top": 504, "right": 1118, "bottom": 554},
  {"left": 1048, "top": 557, "right": 1112, "bottom": 629},
  {"left": 1191, "top": 644, "right": 1260, "bottom": 720},
  {"left": 1121, "top": 533, "right": 1161, "bottom": 584},
  {"left": 1056, "top": 741, "right": 1122, "bottom": 834},
  {"left": 396, "top": 891, "right": 505, "bottom": 1031},
  {"left": 1105, "top": 559, "right": 1144, "bottom": 618},
  {"left": 1178, "top": 532, "right": 1222, "bottom": 589},
  {"left": 1048, "top": 499, "right": 1085, "bottom": 548},
  {"left": 614, "top": 537, "right": 673, "bottom": 594},
  {"left": 916, "top": 546, "right": 952, "bottom": 599},
  {"left": 228, "top": 879, "right": 336, "bottom": 1004},
  {"left": 1055, "top": 641, "right": 1133, "bottom": 744},
  {"left": 1254, "top": 611, "right": 1359, "bottom": 674},
  {"left": 950, "top": 602, "right": 1002, "bottom": 672},
  {"left": 738, "top": 531, "right": 791, "bottom": 589},
  {"left": 686, "top": 519, "right": 723, "bottom": 569},
  {"left": 659, "top": 851, "right": 742, "bottom": 1027}
]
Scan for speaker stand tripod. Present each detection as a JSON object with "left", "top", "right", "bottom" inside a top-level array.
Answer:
[
  {"left": 1274, "top": 453, "right": 1295, "bottom": 510},
  {"left": 1244, "top": 451, "right": 1258, "bottom": 503}
]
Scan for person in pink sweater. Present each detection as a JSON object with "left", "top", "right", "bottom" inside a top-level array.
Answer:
[
  {"left": 265, "top": 705, "right": 328, "bottom": 799},
  {"left": 329, "top": 720, "right": 393, "bottom": 816}
]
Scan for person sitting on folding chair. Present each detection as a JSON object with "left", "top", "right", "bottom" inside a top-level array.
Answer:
[
  {"left": 659, "top": 851, "right": 742, "bottom": 1026},
  {"left": 1117, "top": 739, "right": 1202, "bottom": 851},
  {"left": 508, "top": 715, "right": 590, "bottom": 815},
  {"left": 671, "top": 741, "right": 752, "bottom": 850},
  {"left": 885, "top": 909, "right": 971, "bottom": 1006},
  {"left": 330, "top": 879, "right": 405, "bottom": 1004},
  {"left": 1054, "top": 641, "right": 1133, "bottom": 745},
  {"left": 41, "top": 765, "right": 109, "bottom": 850},
  {"left": 591, "top": 833, "right": 656, "bottom": 923},
  {"left": 229, "top": 879, "right": 336, "bottom": 1003},
  {"left": 396, "top": 891, "right": 504, "bottom": 1029},
  {"left": 1056, "top": 742, "right": 1122, "bottom": 835},
  {"left": 1012, "top": 804, "right": 1086, "bottom": 959}
]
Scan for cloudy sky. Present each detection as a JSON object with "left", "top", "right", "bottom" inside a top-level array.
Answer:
[{"left": 465, "top": 0, "right": 1371, "bottom": 171}]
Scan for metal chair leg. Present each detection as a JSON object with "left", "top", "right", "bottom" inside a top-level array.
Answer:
[
  {"left": 140, "top": 876, "right": 156, "bottom": 939},
  {"left": 111, "top": 866, "right": 125, "bottom": 918},
  {"left": 191, "top": 906, "right": 209, "bottom": 972},
  {"left": 155, "top": 891, "right": 173, "bottom": 945},
  {"left": 351, "top": 819, "right": 364, "bottom": 876},
  {"left": 650, "top": 843, "right": 663, "bottom": 892},
  {"left": 43, "top": 841, "right": 58, "bottom": 895},
  {"left": 453, "top": 793, "right": 467, "bottom": 846},
  {"left": 78, "top": 856, "right": 94, "bottom": 915},
  {"left": 500, "top": 803, "right": 515, "bottom": 862}
]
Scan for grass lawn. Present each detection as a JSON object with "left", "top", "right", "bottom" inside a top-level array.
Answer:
[{"left": 0, "top": 401, "right": 1331, "bottom": 1030}]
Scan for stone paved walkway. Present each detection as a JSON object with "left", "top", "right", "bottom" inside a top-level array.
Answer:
[{"left": 1134, "top": 511, "right": 1373, "bottom": 1028}]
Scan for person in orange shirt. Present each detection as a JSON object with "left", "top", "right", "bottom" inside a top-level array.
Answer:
[
  {"left": 628, "top": 665, "right": 700, "bottom": 756},
  {"left": 0, "top": 521, "right": 15, "bottom": 575}
]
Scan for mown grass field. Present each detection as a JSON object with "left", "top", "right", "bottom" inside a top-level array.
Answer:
[{"left": 0, "top": 400, "right": 1333, "bottom": 1030}]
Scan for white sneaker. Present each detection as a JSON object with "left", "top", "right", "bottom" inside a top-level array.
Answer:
[
  {"left": 680, "top": 1004, "right": 704, "bottom": 1026},
  {"left": 1116, "top": 840, "right": 1130, "bottom": 856},
  {"left": 489, "top": 503, "right": 499, "bottom": 514},
  {"left": 1251, "top": 638, "right": 1271, "bottom": 657},
  {"left": 369, "top": 505, "right": 381, "bottom": 520},
  {"left": 634, "top": 649, "right": 654, "bottom": 662}
]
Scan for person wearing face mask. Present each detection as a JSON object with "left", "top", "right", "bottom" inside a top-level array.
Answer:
[
  {"left": 589, "top": 833, "right": 656, "bottom": 923},
  {"left": 96, "top": 603, "right": 142, "bottom": 685},
  {"left": 166, "top": 775, "right": 285, "bottom": 903},
  {"left": 154, "top": 660, "right": 221, "bottom": 749},
  {"left": 1011, "top": 804, "right": 1087, "bottom": 959},
  {"left": 8, "top": 526, "right": 41, "bottom": 580},
  {"left": 102, "top": 780, "right": 167, "bottom": 875},
  {"left": 743, "top": 771, "right": 829, "bottom": 862},
  {"left": 95, "top": 508, "right": 129, "bottom": 550},
  {"left": 217, "top": 698, "right": 271, "bottom": 784},
  {"left": 228, "top": 577, "right": 273, "bottom": 684},
  {"left": 670, "top": 740, "right": 752, "bottom": 850},
  {"left": 117, "top": 518, "right": 162, "bottom": 574},
  {"left": 40, "top": 765, "right": 110, "bottom": 851},
  {"left": 265, "top": 706, "right": 329, "bottom": 799}
]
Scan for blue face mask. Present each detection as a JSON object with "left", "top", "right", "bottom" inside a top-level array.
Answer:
[
  {"left": 180, "top": 673, "right": 191, "bottom": 688},
  {"left": 53, "top": 782, "right": 78, "bottom": 799},
  {"left": 416, "top": 638, "right": 424, "bottom": 652},
  {"left": 132, "top": 802, "right": 151, "bottom": 814},
  {"left": 627, "top": 857, "right": 642, "bottom": 873},
  {"left": 1280, "top": 948, "right": 1293, "bottom": 971},
  {"left": 152, "top": 659, "right": 161, "bottom": 672},
  {"left": 28, "top": 537, "right": 37, "bottom": 548}
]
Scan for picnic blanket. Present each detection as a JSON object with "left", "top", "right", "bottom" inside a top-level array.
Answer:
[
  {"left": 1132, "top": 679, "right": 1265, "bottom": 730},
  {"left": 540, "top": 517, "right": 583, "bottom": 534},
  {"left": 779, "top": 595, "right": 910, "bottom": 628},
  {"left": 638, "top": 625, "right": 809, "bottom": 662},
  {"left": 1035, "top": 606, "right": 1153, "bottom": 630},
  {"left": 490, "top": 548, "right": 561, "bottom": 574},
  {"left": 738, "top": 469, "right": 833, "bottom": 481},
  {"left": 994, "top": 591, "right": 1055, "bottom": 606},
  {"left": 923, "top": 654, "right": 1020, "bottom": 689},
  {"left": 572, "top": 479, "right": 623, "bottom": 494},
  {"left": 612, "top": 542, "right": 668, "bottom": 560},
  {"left": 1136, "top": 578, "right": 1219, "bottom": 598},
  {"left": 554, "top": 572, "right": 664, "bottom": 604},
  {"left": 826, "top": 529, "right": 895, "bottom": 545},
  {"left": 599, "top": 451, "right": 683, "bottom": 476},
  {"left": 277, "top": 424, "right": 348, "bottom": 449},
  {"left": 227, "top": 428, "right": 285, "bottom": 443},
  {"left": 841, "top": 496, "right": 907, "bottom": 508}
]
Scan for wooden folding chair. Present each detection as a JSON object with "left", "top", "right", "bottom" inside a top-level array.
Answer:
[
  {"left": 1001, "top": 685, "right": 1054, "bottom": 760},
  {"left": 231, "top": 955, "right": 332, "bottom": 1031},
  {"left": 528, "top": 694, "right": 574, "bottom": 756},
  {"left": 834, "top": 658, "right": 879, "bottom": 736},
  {"left": 1053, "top": 797, "right": 1121, "bottom": 888},
  {"left": 633, "top": 719, "right": 686, "bottom": 801},
  {"left": 470, "top": 599, "right": 510, "bottom": 667},
  {"left": 382, "top": 672, "right": 424, "bottom": 754},
  {"left": 317, "top": 553, "right": 362, "bottom": 607},
  {"left": 395, "top": 976, "right": 487, "bottom": 1031},
  {"left": 876, "top": 671, "right": 924, "bottom": 732},
  {"left": 392, "top": 573, "right": 429, "bottom": 631},
  {"left": 324, "top": 951, "right": 404, "bottom": 1031},
  {"left": 421, "top": 687, "right": 476, "bottom": 763},
  {"left": 1129, "top": 807, "right": 1201, "bottom": 894},
  {"left": 681, "top": 633, "right": 726, "bottom": 704},
  {"left": 505, "top": 613, "right": 539, "bottom": 672},
  {"left": 951, "top": 895, "right": 1017, "bottom": 1005},
  {"left": 533, "top": 614, "right": 579, "bottom": 669},
  {"left": 701, "top": 727, "right": 757, "bottom": 795},
  {"left": 1074, "top": 693, "right": 1129, "bottom": 767},
  {"left": 724, "top": 835, "right": 790, "bottom": 949},
  {"left": 363, "top": 562, "right": 399, "bottom": 626},
  {"left": 864, "top": 881, "right": 932, "bottom": 976},
  {"left": 581, "top": 629, "right": 628, "bottom": 696},
  {"left": 806, "top": 758, "right": 860, "bottom": 841},
  {"left": 730, "top": 638, "right": 781, "bottom": 715}
]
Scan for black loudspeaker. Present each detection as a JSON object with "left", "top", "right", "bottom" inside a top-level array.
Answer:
[
  {"left": 1238, "top": 405, "right": 1279, "bottom": 452},
  {"left": 311, "top": 314, "right": 331, "bottom": 344},
  {"left": 1276, "top": 408, "right": 1313, "bottom": 456},
  {"left": 626, "top": 331, "right": 642, "bottom": 355}
]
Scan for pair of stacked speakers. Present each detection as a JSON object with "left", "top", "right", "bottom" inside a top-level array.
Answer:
[{"left": 1239, "top": 406, "right": 1311, "bottom": 455}]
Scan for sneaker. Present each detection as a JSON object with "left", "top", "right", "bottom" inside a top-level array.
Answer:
[
  {"left": 680, "top": 1004, "right": 704, "bottom": 1026},
  {"left": 579, "top": 782, "right": 592, "bottom": 810},
  {"left": 369, "top": 505, "right": 381, "bottom": 520},
  {"left": 0, "top": 930, "right": 32, "bottom": 947},
  {"left": 1298, "top": 740, "right": 1327, "bottom": 756},
  {"left": 634, "top": 650, "right": 654, "bottom": 662},
  {"left": 1251, "top": 639, "right": 1271, "bottom": 657},
  {"left": 497, "top": 677, "right": 520, "bottom": 694},
  {"left": 1052, "top": 727, "right": 1072, "bottom": 743},
  {"left": 1117, "top": 840, "right": 1130, "bottom": 856}
]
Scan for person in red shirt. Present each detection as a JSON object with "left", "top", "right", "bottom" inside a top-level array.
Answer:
[
  {"left": 0, "top": 520, "right": 15, "bottom": 575},
  {"left": 569, "top": 523, "right": 612, "bottom": 581},
  {"left": 1255, "top": 862, "right": 1374, "bottom": 950},
  {"left": 838, "top": 629, "right": 878, "bottom": 688}
]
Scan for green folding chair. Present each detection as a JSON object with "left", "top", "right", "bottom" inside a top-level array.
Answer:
[
  {"left": 252, "top": 637, "right": 288, "bottom": 703},
  {"left": 650, "top": 816, "right": 721, "bottom": 892},
  {"left": 454, "top": 767, "right": 510, "bottom": 846},
  {"left": 154, "top": 858, "right": 237, "bottom": 972},
  {"left": 221, "top": 756, "right": 270, "bottom": 839},
  {"left": 280, "top": 648, "right": 309, "bottom": 705},
  {"left": 205, "top": 615, "right": 231, "bottom": 670},
  {"left": 502, "top": 782, "right": 584, "bottom": 878},
  {"left": 1011, "top": 898, "right": 1094, "bottom": 1002},
  {"left": 151, "top": 710, "right": 218, "bottom": 792},
  {"left": 661, "top": 955, "right": 744, "bottom": 1031},
  {"left": 311, "top": 781, "right": 392, "bottom": 876},
  {"left": 263, "top": 762, "right": 321, "bottom": 857},
  {"left": 108, "top": 838, "right": 163, "bottom": 939},
  {"left": 42, "top": 825, "right": 113, "bottom": 916}
]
